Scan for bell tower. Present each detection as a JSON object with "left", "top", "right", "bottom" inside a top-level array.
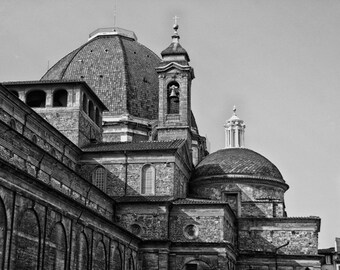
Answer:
[{"left": 156, "top": 22, "right": 195, "bottom": 145}]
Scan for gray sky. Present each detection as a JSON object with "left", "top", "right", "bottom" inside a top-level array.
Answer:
[{"left": 0, "top": 0, "right": 339, "bottom": 248}]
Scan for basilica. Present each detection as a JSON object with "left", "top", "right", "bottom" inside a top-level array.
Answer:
[{"left": 0, "top": 23, "right": 321, "bottom": 269}]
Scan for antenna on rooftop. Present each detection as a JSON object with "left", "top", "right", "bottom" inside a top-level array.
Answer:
[{"left": 113, "top": 0, "right": 117, "bottom": 29}]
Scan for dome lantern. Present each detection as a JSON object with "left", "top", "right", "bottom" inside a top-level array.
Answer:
[{"left": 224, "top": 106, "right": 246, "bottom": 148}]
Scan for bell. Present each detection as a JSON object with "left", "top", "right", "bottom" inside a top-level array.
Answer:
[{"left": 169, "top": 88, "right": 178, "bottom": 98}]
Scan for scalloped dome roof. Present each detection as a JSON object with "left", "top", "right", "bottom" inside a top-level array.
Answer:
[
  {"left": 41, "top": 28, "right": 161, "bottom": 119},
  {"left": 194, "top": 148, "right": 284, "bottom": 182}
]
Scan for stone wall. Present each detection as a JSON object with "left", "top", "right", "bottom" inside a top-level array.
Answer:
[
  {"left": 116, "top": 204, "right": 169, "bottom": 240},
  {"left": 190, "top": 181, "right": 286, "bottom": 218},
  {"left": 170, "top": 205, "right": 236, "bottom": 243},
  {"left": 0, "top": 165, "right": 139, "bottom": 270},
  {"left": 0, "top": 86, "right": 79, "bottom": 170},
  {"left": 169, "top": 248, "right": 237, "bottom": 270},
  {"left": 174, "top": 163, "right": 188, "bottom": 198},
  {"left": 79, "top": 151, "right": 189, "bottom": 197},
  {"left": 0, "top": 116, "right": 113, "bottom": 220},
  {"left": 238, "top": 217, "right": 320, "bottom": 255}
]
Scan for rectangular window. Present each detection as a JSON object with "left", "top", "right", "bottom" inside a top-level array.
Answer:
[{"left": 224, "top": 193, "right": 239, "bottom": 215}]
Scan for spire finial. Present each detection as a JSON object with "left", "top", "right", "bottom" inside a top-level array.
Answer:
[
  {"left": 233, "top": 105, "right": 237, "bottom": 115},
  {"left": 173, "top": 15, "right": 179, "bottom": 34}
]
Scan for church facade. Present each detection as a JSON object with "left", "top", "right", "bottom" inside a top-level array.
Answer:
[{"left": 0, "top": 24, "right": 321, "bottom": 270}]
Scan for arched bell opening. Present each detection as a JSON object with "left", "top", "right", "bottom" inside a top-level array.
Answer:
[{"left": 167, "top": 81, "right": 180, "bottom": 114}]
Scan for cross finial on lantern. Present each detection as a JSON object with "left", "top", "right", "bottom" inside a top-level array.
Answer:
[
  {"left": 173, "top": 15, "right": 179, "bottom": 25},
  {"left": 173, "top": 16, "right": 179, "bottom": 34}
]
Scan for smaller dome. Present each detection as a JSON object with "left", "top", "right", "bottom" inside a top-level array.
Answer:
[{"left": 194, "top": 148, "right": 284, "bottom": 182}]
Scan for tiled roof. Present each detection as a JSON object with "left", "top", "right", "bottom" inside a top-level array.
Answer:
[
  {"left": 172, "top": 198, "right": 229, "bottom": 205},
  {"left": 318, "top": 247, "right": 335, "bottom": 254},
  {"left": 113, "top": 196, "right": 174, "bottom": 203},
  {"left": 194, "top": 148, "right": 284, "bottom": 182},
  {"left": 82, "top": 139, "right": 185, "bottom": 152},
  {"left": 161, "top": 42, "right": 190, "bottom": 62},
  {"left": 2, "top": 79, "right": 84, "bottom": 85},
  {"left": 41, "top": 33, "right": 161, "bottom": 120}
]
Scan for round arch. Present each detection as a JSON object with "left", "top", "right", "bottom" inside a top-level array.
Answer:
[{"left": 26, "top": 90, "right": 46, "bottom": 107}]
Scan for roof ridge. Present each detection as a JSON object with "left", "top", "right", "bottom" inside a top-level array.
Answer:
[
  {"left": 118, "top": 36, "right": 131, "bottom": 115},
  {"left": 60, "top": 42, "right": 91, "bottom": 79}
]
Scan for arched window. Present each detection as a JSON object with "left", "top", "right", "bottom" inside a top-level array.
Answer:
[
  {"left": 82, "top": 93, "right": 87, "bottom": 113},
  {"left": 141, "top": 165, "right": 155, "bottom": 195},
  {"left": 111, "top": 247, "right": 122, "bottom": 270},
  {"left": 167, "top": 81, "right": 180, "bottom": 114},
  {"left": 11, "top": 90, "right": 19, "bottom": 97},
  {"left": 93, "top": 241, "right": 106, "bottom": 270},
  {"left": 0, "top": 198, "right": 7, "bottom": 268},
  {"left": 128, "top": 256, "right": 134, "bottom": 270},
  {"left": 95, "top": 107, "right": 100, "bottom": 126},
  {"left": 14, "top": 209, "right": 40, "bottom": 269},
  {"left": 26, "top": 90, "right": 46, "bottom": 107},
  {"left": 88, "top": 100, "right": 94, "bottom": 121},
  {"left": 77, "top": 232, "right": 89, "bottom": 270},
  {"left": 44, "top": 222, "right": 67, "bottom": 270},
  {"left": 92, "top": 167, "right": 107, "bottom": 192},
  {"left": 9, "top": 119, "right": 16, "bottom": 130},
  {"left": 32, "top": 135, "right": 37, "bottom": 144},
  {"left": 50, "top": 148, "right": 56, "bottom": 158},
  {"left": 53, "top": 89, "right": 68, "bottom": 107}
]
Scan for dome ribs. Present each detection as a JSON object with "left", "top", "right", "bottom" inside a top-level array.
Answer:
[
  {"left": 41, "top": 33, "right": 160, "bottom": 120},
  {"left": 194, "top": 148, "right": 284, "bottom": 182}
]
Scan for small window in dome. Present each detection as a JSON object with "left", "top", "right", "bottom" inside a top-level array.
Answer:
[
  {"left": 80, "top": 76, "right": 84, "bottom": 79},
  {"left": 133, "top": 52, "right": 136, "bottom": 54},
  {"left": 105, "top": 49, "right": 108, "bottom": 52},
  {"left": 99, "top": 75, "right": 103, "bottom": 78}
]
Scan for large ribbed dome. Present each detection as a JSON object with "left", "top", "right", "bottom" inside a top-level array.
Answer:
[
  {"left": 41, "top": 28, "right": 160, "bottom": 119},
  {"left": 194, "top": 148, "right": 284, "bottom": 182}
]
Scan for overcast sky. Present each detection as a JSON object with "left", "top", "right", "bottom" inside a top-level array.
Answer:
[{"left": 0, "top": 0, "right": 339, "bottom": 248}]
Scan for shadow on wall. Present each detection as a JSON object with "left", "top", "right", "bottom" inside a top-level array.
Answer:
[{"left": 77, "top": 160, "right": 317, "bottom": 270}]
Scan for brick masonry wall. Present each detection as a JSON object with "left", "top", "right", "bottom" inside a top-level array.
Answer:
[
  {"left": 174, "top": 163, "right": 188, "bottom": 199},
  {"left": 0, "top": 118, "right": 113, "bottom": 220},
  {"left": 0, "top": 170, "right": 139, "bottom": 270},
  {"left": 170, "top": 206, "right": 236, "bottom": 243},
  {"left": 169, "top": 252, "right": 236, "bottom": 270},
  {"left": 238, "top": 218, "right": 320, "bottom": 255},
  {"left": 79, "top": 111, "right": 102, "bottom": 145},
  {"left": 116, "top": 204, "right": 169, "bottom": 240},
  {"left": 79, "top": 159, "right": 177, "bottom": 197},
  {"left": 0, "top": 86, "right": 79, "bottom": 169},
  {"left": 190, "top": 181, "right": 286, "bottom": 218}
]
